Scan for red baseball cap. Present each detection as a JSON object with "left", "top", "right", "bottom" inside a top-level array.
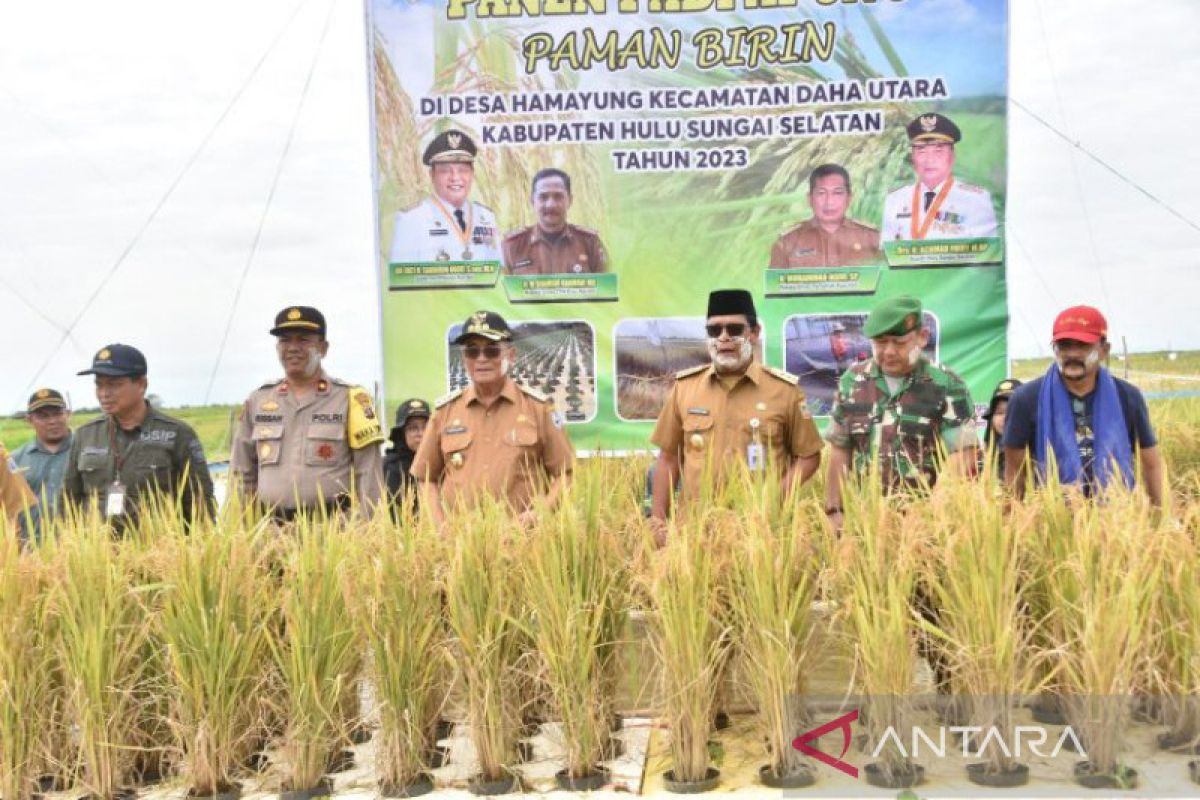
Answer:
[{"left": 1052, "top": 305, "right": 1108, "bottom": 344}]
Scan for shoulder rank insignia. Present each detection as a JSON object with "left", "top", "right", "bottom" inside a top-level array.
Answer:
[
  {"left": 435, "top": 388, "right": 464, "bottom": 409},
  {"left": 517, "top": 383, "right": 549, "bottom": 402},
  {"left": 675, "top": 364, "right": 709, "bottom": 380},
  {"left": 763, "top": 366, "right": 800, "bottom": 385}
]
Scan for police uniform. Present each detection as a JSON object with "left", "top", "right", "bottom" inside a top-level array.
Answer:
[
  {"left": 229, "top": 307, "right": 385, "bottom": 516},
  {"left": 825, "top": 297, "right": 977, "bottom": 492},
  {"left": 881, "top": 113, "right": 998, "bottom": 241},
  {"left": 650, "top": 290, "right": 823, "bottom": 504},
  {"left": 768, "top": 217, "right": 882, "bottom": 268},
  {"left": 62, "top": 345, "right": 214, "bottom": 523},
  {"left": 387, "top": 129, "right": 501, "bottom": 265},
  {"left": 409, "top": 311, "right": 574, "bottom": 513},
  {"left": 502, "top": 223, "right": 608, "bottom": 275}
]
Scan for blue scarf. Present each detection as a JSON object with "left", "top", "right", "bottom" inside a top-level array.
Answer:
[{"left": 1035, "top": 364, "right": 1134, "bottom": 490}]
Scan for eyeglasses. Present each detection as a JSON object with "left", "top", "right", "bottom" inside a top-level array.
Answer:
[
  {"left": 461, "top": 344, "right": 504, "bottom": 361},
  {"left": 705, "top": 323, "right": 747, "bottom": 338}
]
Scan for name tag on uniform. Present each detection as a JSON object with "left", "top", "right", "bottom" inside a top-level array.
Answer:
[
  {"left": 686, "top": 407, "right": 710, "bottom": 416},
  {"left": 445, "top": 425, "right": 467, "bottom": 435},
  {"left": 429, "top": 228, "right": 448, "bottom": 236}
]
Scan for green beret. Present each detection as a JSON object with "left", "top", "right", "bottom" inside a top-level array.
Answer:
[{"left": 864, "top": 296, "right": 923, "bottom": 338}]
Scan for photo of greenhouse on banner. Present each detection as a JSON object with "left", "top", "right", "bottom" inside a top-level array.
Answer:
[{"left": 368, "top": 0, "right": 1008, "bottom": 448}]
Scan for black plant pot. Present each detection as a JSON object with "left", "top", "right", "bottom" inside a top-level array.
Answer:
[
  {"left": 555, "top": 767, "right": 610, "bottom": 792},
  {"left": 1073, "top": 761, "right": 1138, "bottom": 791},
  {"left": 379, "top": 775, "right": 434, "bottom": 798},
  {"left": 1157, "top": 731, "right": 1200, "bottom": 753},
  {"left": 863, "top": 762, "right": 924, "bottom": 789},
  {"left": 966, "top": 762, "right": 1030, "bottom": 788},
  {"left": 188, "top": 785, "right": 242, "bottom": 800},
  {"left": 426, "top": 744, "right": 452, "bottom": 768},
  {"left": 325, "top": 749, "right": 355, "bottom": 774},
  {"left": 758, "top": 764, "right": 816, "bottom": 789},
  {"left": 466, "top": 773, "right": 517, "bottom": 796},
  {"left": 662, "top": 767, "right": 720, "bottom": 794},
  {"left": 279, "top": 780, "right": 332, "bottom": 800}
]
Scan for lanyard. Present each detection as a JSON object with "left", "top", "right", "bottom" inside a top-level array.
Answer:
[
  {"left": 909, "top": 177, "right": 954, "bottom": 240},
  {"left": 106, "top": 417, "right": 136, "bottom": 474}
]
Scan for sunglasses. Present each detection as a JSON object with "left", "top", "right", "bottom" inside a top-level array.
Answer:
[
  {"left": 461, "top": 344, "right": 504, "bottom": 361},
  {"left": 705, "top": 322, "right": 748, "bottom": 338}
]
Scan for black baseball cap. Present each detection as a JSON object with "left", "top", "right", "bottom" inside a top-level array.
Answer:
[
  {"left": 27, "top": 388, "right": 67, "bottom": 413},
  {"left": 271, "top": 306, "right": 327, "bottom": 338},
  {"left": 453, "top": 310, "right": 513, "bottom": 345},
  {"left": 78, "top": 344, "right": 148, "bottom": 377}
]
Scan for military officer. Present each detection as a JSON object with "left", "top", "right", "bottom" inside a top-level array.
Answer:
[
  {"left": 1, "top": 446, "right": 36, "bottom": 531},
  {"left": 824, "top": 296, "right": 977, "bottom": 527},
  {"left": 63, "top": 344, "right": 215, "bottom": 525},
  {"left": 411, "top": 310, "right": 574, "bottom": 528},
  {"left": 388, "top": 129, "right": 501, "bottom": 266},
  {"left": 649, "top": 289, "right": 823, "bottom": 541},
  {"left": 10, "top": 388, "right": 74, "bottom": 541},
  {"left": 502, "top": 168, "right": 608, "bottom": 275},
  {"left": 881, "top": 113, "right": 998, "bottom": 242},
  {"left": 230, "top": 306, "right": 385, "bottom": 519},
  {"left": 769, "top": 164, "right": 881, "bottom": 268}
]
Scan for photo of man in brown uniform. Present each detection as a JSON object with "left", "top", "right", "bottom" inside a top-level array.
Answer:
[
  {"left": 769, "top": 163, "right": 882, "bottom": 269},
  {"left": 411, "top": 310, "right": 575, "bottom": 528},
  {"left": 502, "top": 168, "right": 608, "bottom": 276}
]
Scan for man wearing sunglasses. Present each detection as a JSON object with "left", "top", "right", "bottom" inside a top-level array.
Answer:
[
  {"left": 230, "top": 306, "right": 385, "bottom": 519},
  {"left": 411, "top": 310, "right": 574, "bottom": 529},
  {"left": 824, "top": 296, "right": 977, "bottom": 529},
  {"left": 881, "top": 113, "right": 998, "bottom": 242},
  {"left": 649, "top": 289, "right": 823, "bottom": 543}
]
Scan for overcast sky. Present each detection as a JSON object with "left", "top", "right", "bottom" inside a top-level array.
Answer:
[{"left": 1, "top": 0, "right": 1197, "bottom": 412}]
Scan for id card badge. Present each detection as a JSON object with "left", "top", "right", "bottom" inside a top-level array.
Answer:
[
  {"left": 747, "top": 442, "right": 765, "bottom": 473},
  {"left": 105, "top": 481, "right": 126, "bottom": 518}
]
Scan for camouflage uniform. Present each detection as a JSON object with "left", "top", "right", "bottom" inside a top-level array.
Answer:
[{"left": 826, "top": 356, "right": 976, "bottom": 492}]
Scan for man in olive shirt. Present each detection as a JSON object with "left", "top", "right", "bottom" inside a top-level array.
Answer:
[
  {"left": 63, "top": 344, "right": 214, "bottom": 525},
  {"left": 650, "top": 290, "right": 823, "bottom": 542},
  {"left": 411, "top": 310, "right": 575, "bottom": 528},
  {"left": 230, "top": 306, "right": 385, "bottom": 519},
  {"left": 502, "top": 168, "right": 608, "bottom": 275},
  {"left": 769, "top": 164, "right": 881, "bottom": 269},
  {"left": 10, "top": 388, "right": 74, "bottom": 541}
]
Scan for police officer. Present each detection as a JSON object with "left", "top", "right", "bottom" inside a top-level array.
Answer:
[
  {"left": 383, "top": 398, "right": 431, "bottom": 513},
  {"left": 769, "top": 164, "right": 881, "bottom": 268},
  {"left": 881, "top": 113, "right": 998, "bottom": 241},
  {"left": 411, "top": 310, "right": 574, "bottom": 529},
  {"left": 230, "top": 306, "right": 385, "bottom": 519},
  {"left": 388, "top": 129, "right": 501, "bottom": 266},
  {"left": 502, "top": 168, "right": 608, "bottom": 275},
  {"left": 63, "top": 344, "right": 215, "bottom": 525},
  {"left": 824, "top": 296, "right": 977, "bottom": 527},
  {"left": 10, "top": 388, "right": 74, "bottom": 541},
  {"left": 649, "top": 289, "right": 823, "bottom": 542},
  {"left": 0, "top": 446, "right": 36, "bottom": 531}
]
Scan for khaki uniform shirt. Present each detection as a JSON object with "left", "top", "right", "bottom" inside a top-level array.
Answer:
[
  {"left": 410, "top": 379, "right": 574, "bottom": 512},
  {"left": 769, "top": 218, "right": 882, "bottom": 268},
  {"left": 1, "top": 447, "right": 36, "bottom": 529},
  {"left": 651, "top": 361, "right": 824, "bottom": 502},
  {"left": 502, "top": 223, "right": 608, "bottom": 275},
  {"left": 230, "top": 375, "right": 385, "bottom": 513}
]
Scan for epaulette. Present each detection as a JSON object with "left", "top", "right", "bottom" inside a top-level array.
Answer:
[
  {"left": 435, "top": 388, "right": 464, "bottom": 409},
  {"left": 675, "top": 364, "right": 709, "bottom": 380},
  {"left": 845, "top": 218, "right": 881, "bottom": 233},
  {"left": 763, "top": 366, "right": 799, "bottom": 385},
  {"left": 326, "top": 376, "right": 350, "bottom": 387},
  {"left": 958, "top": 181, "right": 986, "bottom": 195},
  {"left": 778, "top": 222, "right": 805, "bottom": 237},
  {"left": 503, "top": 225, "right": 531, "bottom": 241},
  {"left": 258, "top": 378, "right": 284, "bottom": 390},
  {"left": 517, "top": 383, "right": 550, "bottom": 403}
]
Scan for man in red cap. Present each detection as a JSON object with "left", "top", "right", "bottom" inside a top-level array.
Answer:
[{"left": 1002, "top": 305, "right": 1163, "bottom": 505}]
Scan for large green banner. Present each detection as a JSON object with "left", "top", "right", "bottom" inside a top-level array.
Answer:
[{"left": 368, "top": 0, "right": 1008, "bottom": 450}]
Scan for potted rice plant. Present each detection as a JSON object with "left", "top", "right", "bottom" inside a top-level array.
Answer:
[
  {"left": 348, "top": 516, "right": 448, "bottom": 799},
  {"left": 1155, "top": 525, "right": 1200, "bottom": 754}
]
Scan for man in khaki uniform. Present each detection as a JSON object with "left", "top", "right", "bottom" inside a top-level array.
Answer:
[
  {"left": 230, "top": 306, "right": 385, "bottom": 519},
  {"left": 650, "top": 290, "right": 823, "bottom": 541},
  {"left": 770, "top": 164, "right": 881, "bottom": 269},
  {"left": 502, "top": 168, "right": 608, "bottom": 275},
  {"left": 411, "top": 310, "right": 574, "bottom": 527},
  {"left": 1, "top": 447, "right": 36, "bottom": 531}
]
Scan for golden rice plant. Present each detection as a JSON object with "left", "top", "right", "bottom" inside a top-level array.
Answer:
[
  {"left": 833, "top": 472, "right": 922, "bottom": 784},
  {"left": 0, "top": 529, "right": 55, "bottom": 800},
  {"left": 646, "top": 510, "right": 733, "bottom": 786},
  {"left": 270, "top": 516, "right": 360, "bottom": 793},
  {"left": 518, "top": 487, "right": 626, "bottom": 784},
  {"left": 155, "top": 496, "right": 276, "bottom": 798},
  {"left": 443, "top": 497, "right": 524, "bottom": 788},
  {"left": 348, "top": 512, "right": 449, "bottom": 794},
  {"left": 728, "top": 491, "right": 822, "bottom": 783},
  {"left": 48, "top": 505, "right": 154, "bottom": 800},
  {"left": 1042, "top": 486, "right": 1161, "bottom": 784},
  {"left": 916, "top": 469, "right": 1035, "bottom": 778}
]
